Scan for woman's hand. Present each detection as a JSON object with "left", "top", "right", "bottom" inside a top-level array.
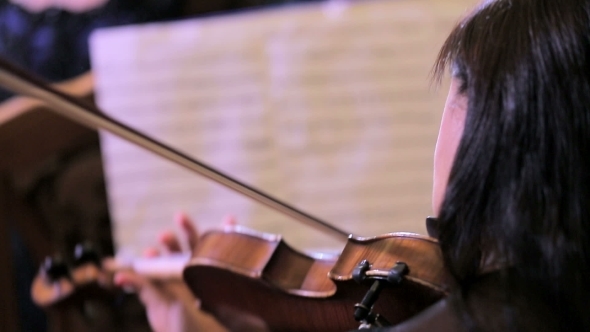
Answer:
[{"left": 114, "top": 213, "right": 231, "bottom": 332}]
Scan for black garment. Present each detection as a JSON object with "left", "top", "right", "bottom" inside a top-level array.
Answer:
[
  {"left": 366, "top": 218, "right": 563, "bottom": 331},
  {"left": 0, "top": 0, "right": 183, "bottom": 100},
  {"left": 362, "top": 271, "right": 561, "bottom": 332}
]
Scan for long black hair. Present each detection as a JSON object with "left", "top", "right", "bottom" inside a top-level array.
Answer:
[{"left": 434, "top": 0, "right": 590, "bottom": 329}]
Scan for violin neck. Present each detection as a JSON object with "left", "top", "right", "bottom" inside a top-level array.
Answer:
[{"left": 105, "top": 253, "right": 191, "bottom": 281}]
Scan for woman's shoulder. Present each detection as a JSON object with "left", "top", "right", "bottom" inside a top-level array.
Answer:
[
  {"left": 366, "top": 271, "right": 560, "bottom": 332},
  {"left": 463, "top": 271, "right": 560, "bottom": 331}
]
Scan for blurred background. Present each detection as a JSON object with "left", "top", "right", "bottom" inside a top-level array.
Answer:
[{"left": 0, "top": 0, "right": 475, "bottom": 331}]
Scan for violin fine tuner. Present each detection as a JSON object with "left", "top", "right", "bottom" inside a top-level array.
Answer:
[{"left": 352, "top": 260, "right": 410, "bottom": 329}]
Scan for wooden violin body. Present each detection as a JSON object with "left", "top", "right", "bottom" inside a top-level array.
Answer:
[
  {"left": 31, "top": 228, "right": 454, "bottom": 331},
  {"left": 184, "top": 228, "right": 455, "bottom": 331}
]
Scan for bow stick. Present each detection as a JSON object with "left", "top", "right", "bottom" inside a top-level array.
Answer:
[{"left": 0, "top": 57, "right": 351, "bottom": 241}]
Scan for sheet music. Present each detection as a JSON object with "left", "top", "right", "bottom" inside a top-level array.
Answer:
[{"left": 90, "top": 0, "right": 476, "bottom": 256}]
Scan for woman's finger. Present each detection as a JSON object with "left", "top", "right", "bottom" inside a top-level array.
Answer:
[
  {"left": 176, "top": 212, "right": 199, "bottom": 249},
  {"left": 114, "top": 271, "right": 174, "bottom": 305},
  {"left": 143, "top": 247, "right": 161, "bottom": 258},
  {"left": 222, "top": 214, "right": 237, "bottom": 227},
  {"left": 159, "top": 231, "right": 182, "bottom": 253},
  {"left": 114, "top": 271, "right": 152, "bottom": 300}
]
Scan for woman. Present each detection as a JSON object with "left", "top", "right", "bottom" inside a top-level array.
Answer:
[
  {"left": 117, "top": 0, "right": 590, "bottom": 330},
  {"left": 431, "top": 0, "right": 590, "bottom": 329}
]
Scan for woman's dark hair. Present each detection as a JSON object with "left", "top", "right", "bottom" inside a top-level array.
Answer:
[{"left": 434, "top": 0, "right": 590, "bottom": 329}]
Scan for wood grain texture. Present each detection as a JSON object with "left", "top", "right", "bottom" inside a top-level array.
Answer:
[{"left": 184, "top": 230, "right": 454, "bottom": 331}]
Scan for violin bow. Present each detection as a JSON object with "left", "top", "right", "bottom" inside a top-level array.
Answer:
[{"left": 0, "top": 57, "right": 350, "bottom": 241}]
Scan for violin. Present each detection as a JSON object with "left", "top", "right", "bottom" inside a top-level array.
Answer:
[
  {"left": 184, "top": 228, "right": 452, "bottom": 331},
  {"left": 0, "top": 57, "right": 455, "bottom": 330},
  {"left": 32, "top": 227, "right": 453, "bottom": 331}
]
